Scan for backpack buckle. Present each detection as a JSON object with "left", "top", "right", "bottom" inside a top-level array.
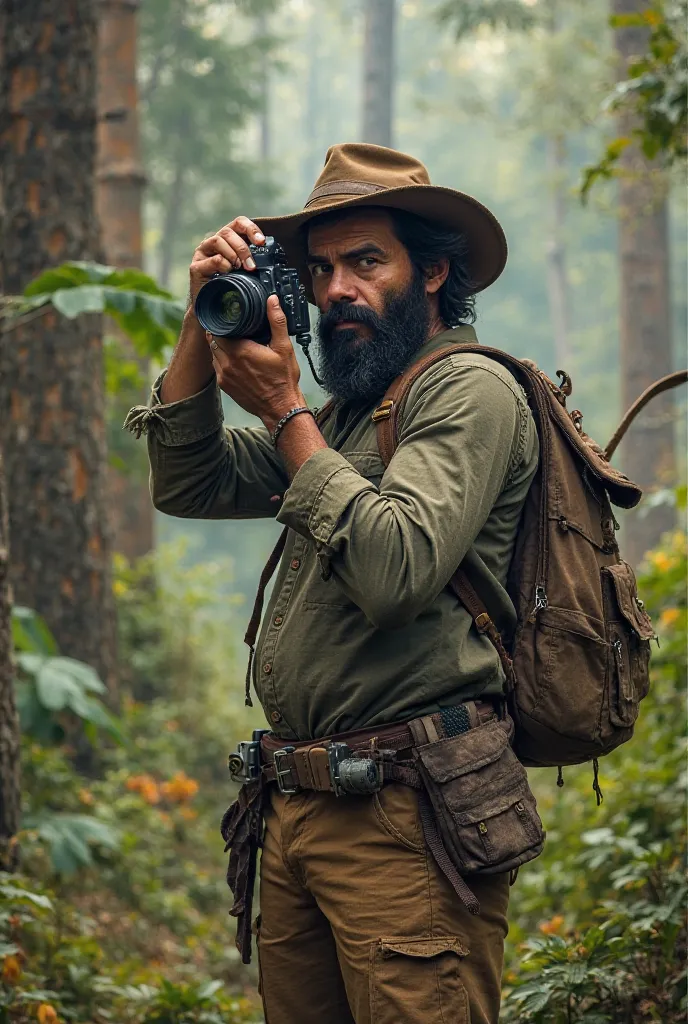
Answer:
[{"left": 372, "top": 399, "right": 394, "bottom": 422}]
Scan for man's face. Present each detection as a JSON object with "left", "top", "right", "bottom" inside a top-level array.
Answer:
[
  {"left": 307, "top": 209, "right": 414, "bottom": 328},
  {"left": 306, "top": 209, "right": 432, "bottom": 402}
]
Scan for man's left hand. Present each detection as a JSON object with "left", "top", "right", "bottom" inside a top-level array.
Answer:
[{"left": 207, "top": 294, "right": 305, "bottom": 434}]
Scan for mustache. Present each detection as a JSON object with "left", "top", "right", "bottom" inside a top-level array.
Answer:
[{"left": 318, "top": 301, "right": 383, "bottom": 338}]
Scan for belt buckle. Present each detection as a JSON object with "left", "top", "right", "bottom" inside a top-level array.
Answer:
[{"left": 273, "top": 747, "right": 299, "bottom": 794}]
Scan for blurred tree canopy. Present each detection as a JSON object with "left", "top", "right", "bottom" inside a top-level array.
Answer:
[
  {"left": 582, "top": 0, "right": 688, "bottom": 195},
  {"left": 139, "top": 0, "right": 280, "bottom": 291}
]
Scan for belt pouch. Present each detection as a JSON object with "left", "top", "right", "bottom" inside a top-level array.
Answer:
[
  {"left": 220, "top": 777, "right": 265, "bottom": 964},
  {"left": 408, "top": 711, "right": 545, "bottom": 876}
]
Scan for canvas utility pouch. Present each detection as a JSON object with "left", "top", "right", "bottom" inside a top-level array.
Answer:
[{"left": 409, "top": 706, "right": 545, "bottom": 876}]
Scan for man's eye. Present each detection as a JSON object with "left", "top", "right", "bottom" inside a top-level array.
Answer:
[
  {"left": 311, "top": 264, "right": 332, "bottom": 278},
  {"left": 358, "top": 257, "right": 377, "bottom": 269}
]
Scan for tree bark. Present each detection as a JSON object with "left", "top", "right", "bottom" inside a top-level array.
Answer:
[
  {"left": 0, "top": 0, "right": 118, "bottom": 701},
  {"left": 96, "top": 0, "right": 153, "bottom": 562},
  {"left": 612, "top": 0, "right": 675, "bottom": 562},
  {"left": 0, "top": 450, "right": 20, "bottom": 873},
  {"left": 362, "top": 0, "right": 396, "bottom": 147},
  {"left": 545, "top": 134, "right": 570, "bottom": 369}
]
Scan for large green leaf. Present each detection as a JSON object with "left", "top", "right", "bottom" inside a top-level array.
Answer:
[
  {"left": 24, "top": 812, "right": 120, "bottom": 875},
  {"left": 11, "top": 606, "right": 59, "bottom": 655},
  {"left": 17, "top": 261, "right": 185, "bottom": 361}
]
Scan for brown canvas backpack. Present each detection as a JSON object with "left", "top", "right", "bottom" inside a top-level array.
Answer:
[{"left": 373, "top": 345, "right": 685, "bottom": 772}]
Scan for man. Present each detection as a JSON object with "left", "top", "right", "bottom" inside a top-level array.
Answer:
[{"left": 130, "top": 143, "right": 538, "bottom": 1024}]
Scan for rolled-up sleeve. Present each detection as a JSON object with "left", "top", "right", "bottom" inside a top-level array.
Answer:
[
  {"left": 124, "top": 371, "right": 290, "bottom": 520},
  {"left": 277, "top": 358, "right": 531, "bottom": 629}
]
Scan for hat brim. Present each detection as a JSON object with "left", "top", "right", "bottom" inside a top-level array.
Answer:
[{"left": 253, "top": 184, "right": 507, "bottom": 306}]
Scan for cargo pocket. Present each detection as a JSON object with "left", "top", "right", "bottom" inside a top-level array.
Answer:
[
  {"left": 603, "top": 562, "right": 655, "bottom": 729},
  {"left": 369, "top": 936, "right": 469, "bottom": 1024}
]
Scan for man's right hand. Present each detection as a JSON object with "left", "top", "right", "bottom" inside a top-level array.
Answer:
[{"left": 189, "top": 216, "right": 267, "bottom": 305}]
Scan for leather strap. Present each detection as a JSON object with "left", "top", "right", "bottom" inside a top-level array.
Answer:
[{"left": 605, "top": 369, "right": 688, "bottom": 460}]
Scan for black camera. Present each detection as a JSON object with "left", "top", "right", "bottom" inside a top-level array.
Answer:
[{"left": 194, "top": 236, "right": 310, "bottom": 344}]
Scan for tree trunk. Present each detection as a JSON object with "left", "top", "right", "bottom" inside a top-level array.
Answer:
[
  {"left": 545, "top": 134, "right": 570, "bottom": 369},
  {"left": 0, "top": 0, "right": 118, "bottom": 702},
  {"left": 158, "top": 156, "right": 187, "bottom": 291},
  {"left": 362, "top": 0, "right": 396, "bottom": 147},
  {"left": 96, "top": 0, "right": 153, "bottom": 562},
  {"left": 612, "top": 0, "right": 675, "bottom": 562},
  {"left": 0, "top": 450, "right": 20, "bottom": 873}
]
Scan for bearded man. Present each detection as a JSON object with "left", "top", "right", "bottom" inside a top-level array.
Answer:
[{"left": 130, "top": 144, "right": 539, "bottom": 1024}]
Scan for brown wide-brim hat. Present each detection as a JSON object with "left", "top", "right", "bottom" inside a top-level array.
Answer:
[{"left": 254, "top": 143, "right": 507, "bottom": 305}]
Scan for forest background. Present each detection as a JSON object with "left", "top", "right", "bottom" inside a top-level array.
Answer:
[{"left": 0, "top": 0, "right": 686, "bottom": 1022}]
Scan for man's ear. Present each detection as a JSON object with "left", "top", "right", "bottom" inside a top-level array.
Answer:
[{"left": 424, "top": 258, "right": 449, "bottom": 295}]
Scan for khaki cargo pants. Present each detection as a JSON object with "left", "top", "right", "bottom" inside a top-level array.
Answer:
[{"left": 257, "top": 782, "right": 510, "bottom": 1024}]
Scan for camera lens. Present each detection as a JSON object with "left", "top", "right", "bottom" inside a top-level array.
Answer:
[{"left": 194, "top": 272, "right": 269, "bottom": 338}]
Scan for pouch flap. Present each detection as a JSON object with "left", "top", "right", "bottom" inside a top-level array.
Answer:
[
  {"left": 604, "top": 562, "right": 655, "bottom": 639},
  {"left": 379, "top": 936, "right": 469, "bottom": 959},
  {"left": 417, "top": 719, "right": 509, "bottom": 783},
  {"left": 453, "top": 785, "right": 528, "bottom": 826},
  {"left": 549, "top": 398, "right": 642, "bottom": 509}
]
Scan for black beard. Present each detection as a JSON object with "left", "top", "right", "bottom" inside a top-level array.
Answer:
[{"left": 315, "top": 270, "right": 430, "bottom": 403}]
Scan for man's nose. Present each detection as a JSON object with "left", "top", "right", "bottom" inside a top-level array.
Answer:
[{"left": 326, "top": 266, "right": 358, "bottom": 305}]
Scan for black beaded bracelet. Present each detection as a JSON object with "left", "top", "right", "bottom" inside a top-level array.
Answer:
[{"left": 270, "top": 406, "right": 313, "bottom": 447}]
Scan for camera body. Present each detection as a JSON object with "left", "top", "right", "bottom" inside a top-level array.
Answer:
[{"left": 194, "top": 236, "right": 310, "bottom": 344}]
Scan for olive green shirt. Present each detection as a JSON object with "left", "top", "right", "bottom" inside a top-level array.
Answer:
[{"left": 134, "top": 325, "right": 538, "bottom": 740}]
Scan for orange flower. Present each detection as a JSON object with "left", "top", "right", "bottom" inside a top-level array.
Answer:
[
  {"left": 37, "top": 1005, "right": 60, "bottom": 1024},
  {"left": 539, "top": 914, "right": 565, "bottom": 935},
  {"left": 178, "top": 805, "right": 197, "bottom": 821},
  {"left": 161, "top": 771, "right": 199, "bottom": 803},
  {"left": 78, "top": 788, "right": 94, "bottom": 806},
  {"left": 659, "top": 607, "right": 681, "bottom": 629},
  {"left": 126, "top": 774, "right": 160, "bottom": 805},
  {"left": 2, "top": 954, "right": 21, "bottom": 984}
]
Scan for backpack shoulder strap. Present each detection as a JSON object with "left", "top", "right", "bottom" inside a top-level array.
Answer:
[
  {"left": 374, "top": 343, "right": 477, "bottom": 464},
  {"left": 373, "top": 342, "right": 516, "bottom": 690}
]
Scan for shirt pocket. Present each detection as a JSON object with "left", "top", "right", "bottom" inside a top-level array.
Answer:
[{"left": 302, "top": 449, "right": 384, "bottom": 609}]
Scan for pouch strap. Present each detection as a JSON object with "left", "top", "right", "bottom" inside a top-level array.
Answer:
[{"left": 417, "top": 789, "right": 481, "bottom": 915}]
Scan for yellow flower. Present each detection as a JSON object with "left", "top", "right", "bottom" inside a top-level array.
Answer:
[
  {"left": 659, "top": 607, "right": 681, "bottom": 629},
  {"left": 1, "top": 954, "right": 21, "bottom": 984},
  {"left": 112, "top": 580, "right": 127, "bottom": 597},
  {"left": 649, "top": 552, "right": 675, "bottom": 573},
  {"left": 37, "top": 1005, "right": 60, "bottom": 1024},
  {"left": 78, "top": 788, "right": 94, "bottom": 806}
]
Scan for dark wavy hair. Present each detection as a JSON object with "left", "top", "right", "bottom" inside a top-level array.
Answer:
[
  {"left": 304, "top": 206, "right": 477, "bottom": 326},
  {"left": 388, "top": 209, "right": 476, "bottom": 326}
]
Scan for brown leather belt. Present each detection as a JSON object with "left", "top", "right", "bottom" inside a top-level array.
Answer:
[{"left": 260, "top": 701, "right": 496, "bottom": 795}]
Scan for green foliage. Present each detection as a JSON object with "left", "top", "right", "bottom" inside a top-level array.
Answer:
[
  {"left": 435, "top": 0, "right": 537, "bottom": 37},
  {"left": 502, "top": 527, "right": 688, "bottom": 1022},
  {"left": 12, "top": 607, "right": 123, "bottom": 747},
  {"left": 4, "top": 261, "right": 186, "bottom": 361},
  {"left": 582, "top": 1, "right": 688, "bottom": 197}
]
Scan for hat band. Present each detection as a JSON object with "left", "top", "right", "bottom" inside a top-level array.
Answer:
[{"left": 304, "top": 179, "right": 386, "bottom": 209}]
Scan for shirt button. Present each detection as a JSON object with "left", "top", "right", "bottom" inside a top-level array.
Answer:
[
  {"left": 270, "top": 710, "right": 282, "bottom": 724},
  {"left": 263, "top": 662, "right": 272, "bottom": 675},
  {"left": 290, "top": 558, "right": 300, "bottom": 570},
  {"left": 273, "top": 615, "right": 283, "bottom": 627}
]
